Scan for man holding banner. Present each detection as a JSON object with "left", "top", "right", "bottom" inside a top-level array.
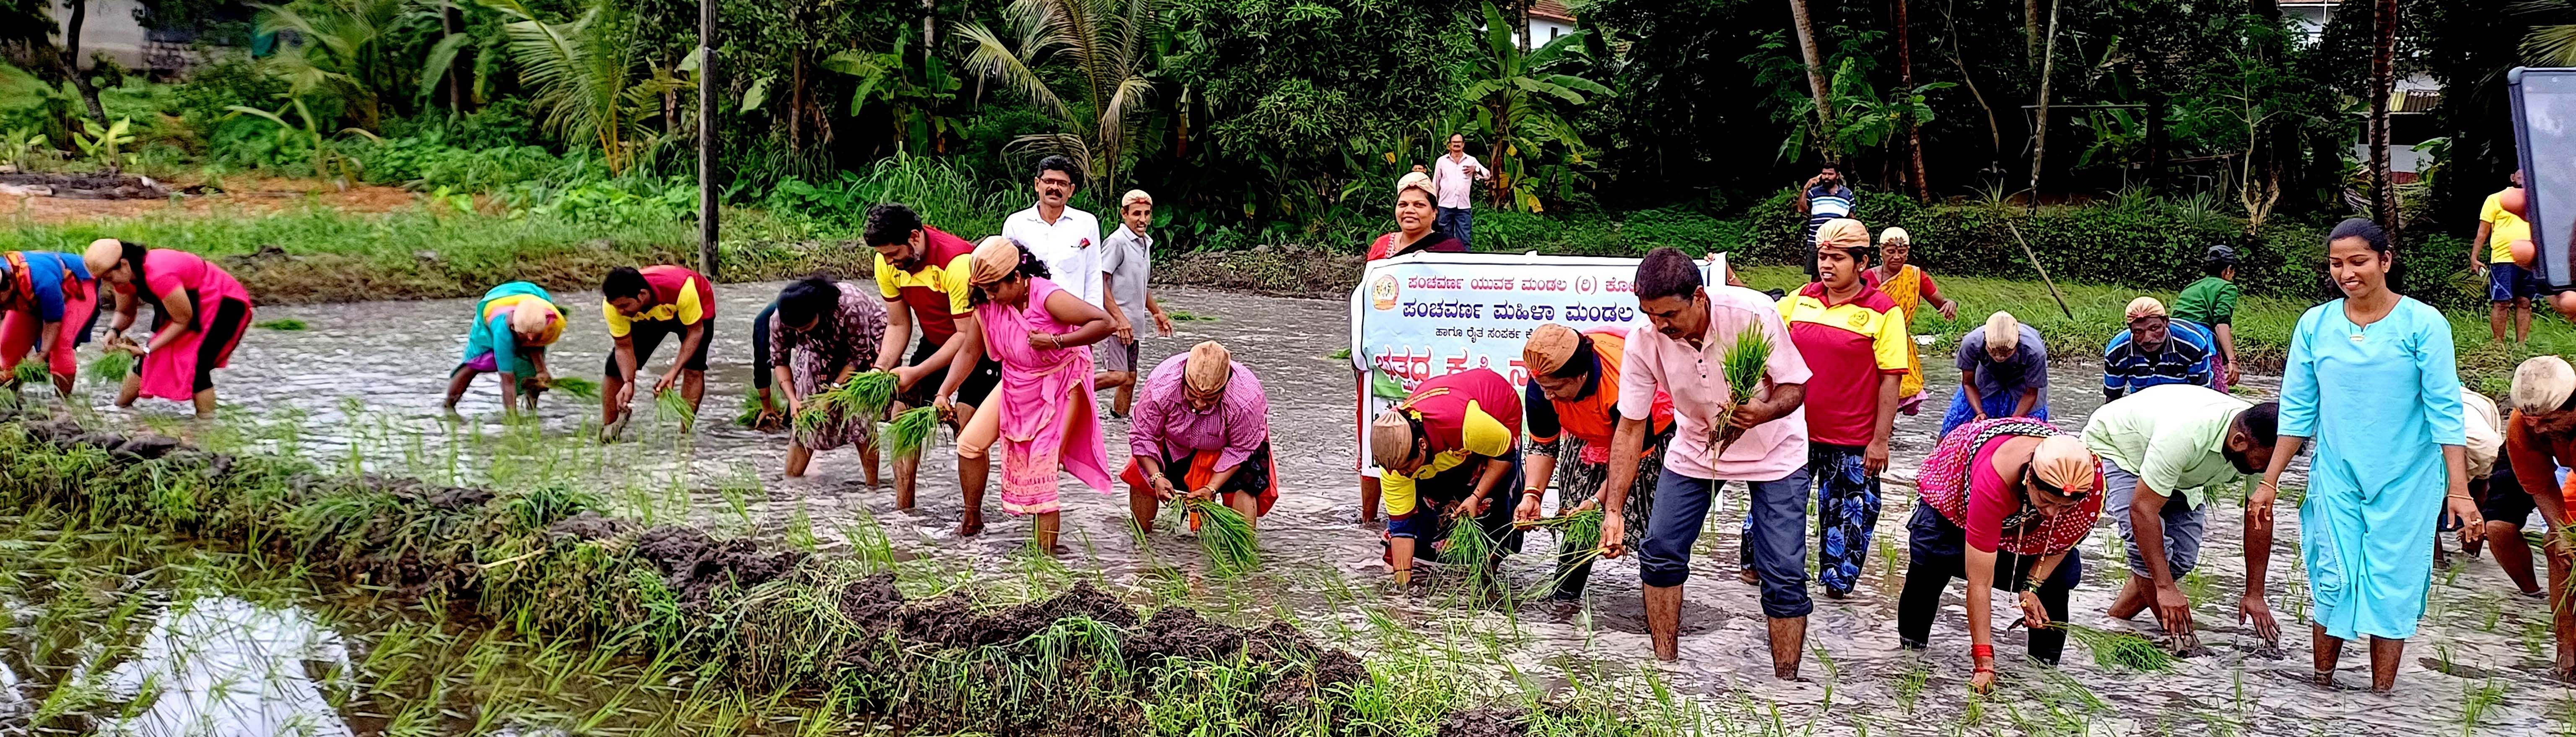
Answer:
[{"left": 1596, "top": 247, "right": 1815, "bottom": 677}]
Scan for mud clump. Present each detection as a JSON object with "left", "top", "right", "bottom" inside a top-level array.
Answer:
[
  {"left": 0, "top": 171, "right": 169, "bottom": 199},
  {"left": 834, "top": 573, "right": 905, "bottom": 629},
  {"left": 1438, "top": 707, "right": 1530, "bottom": 737},
  {"left": 637, "top": 526, "right": 808, "bottom": 606},
  {"left": 546, "top": 511, "right": 636, "bottom": 542}
]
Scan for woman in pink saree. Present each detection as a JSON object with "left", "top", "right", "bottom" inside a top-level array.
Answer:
[
  {"left": 937, "top": 237, "right": 1115, "bottom": 552},
  {"left": 83, "top": 239, "right": 255, "bottom": 418}
]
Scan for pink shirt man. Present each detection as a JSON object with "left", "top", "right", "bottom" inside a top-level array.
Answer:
[
  {"left": 1432, "top": 153, "right": 1485, "bottom": 210},
  {"left": 1619, "top": 284, "right": 1812, "bottom": 481}
]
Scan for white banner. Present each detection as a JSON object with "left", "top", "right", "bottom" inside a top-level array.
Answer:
[{"left": 1346, "top": 251, "right": 1723, "bottom": 474}]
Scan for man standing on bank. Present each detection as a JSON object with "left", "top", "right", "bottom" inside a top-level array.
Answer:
[
  {"left": 2080, "top": 384, "right": 2280, "bottom": 646},
  {"left": 1432, "top": 133, "right": 1488, "bottom": 248},
  {"left": 1793, "top": 163, "right": 1855, "bottom": 282},
  {"left": 1780, "top": 219, "right": 1909, "bottom": 599},
  {"left": 1003, "top": 156, "right": 1108, "bottom": 314},
  {"left": 1597, "top": 247, "right": 1814, "bottom": 677}
]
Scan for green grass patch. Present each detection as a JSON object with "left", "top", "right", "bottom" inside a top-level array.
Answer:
[{"left": 252, "top": 318, "right": 309, "bottom": 331}]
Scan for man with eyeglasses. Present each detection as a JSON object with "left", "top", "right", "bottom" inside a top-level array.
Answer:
[{"left": 1123, "top": 341, "right": 1276, "bottom": 533}]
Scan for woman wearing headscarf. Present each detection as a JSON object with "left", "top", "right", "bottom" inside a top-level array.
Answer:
[
  {"left": 2253, "top": 218, "right": 2474, "bottom": 693},
  {"left": 941, "top": 237, "right": 1115, "bottom": 552},
  {"left": 770, "top": 275, "right": 890, "bottom": 480},
  {"left": 1357, "top": 170, "right": 1469, "bottom": 526},
  {"left": 83, "top": 238, "right": 254, "bottom": 418},
  {"left": 0, "top": 248, "right": 98, "bottom": 395},
  {"left": 1896, "top": 419, "right": 2103, "bottom": 693},
  {"left": 444, "top": 281, "right": 565, "bottom": 414},
  {"left": 1860, "top": 226, "right": 1958, "bottom": 414}
]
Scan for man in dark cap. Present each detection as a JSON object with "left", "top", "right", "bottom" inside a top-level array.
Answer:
[{"left": 2169, "top": 245, "right": 2241, "bottom": 391}]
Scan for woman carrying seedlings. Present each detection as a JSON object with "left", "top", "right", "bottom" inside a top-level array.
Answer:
[
  {"left": 943, "top": 237, "right": 1115, "bottom": 552},
  {"left": 2254, "top": 218, "right": 2475, "bottom": 694},
  {"left": 1514, "top": 323, "right": 1673, "bottom": 603},
  {"left": 1859, "top": 226, "right": 1957, "bottom": 415},
  {"left": 1123, "top": 340, "right": 1275, "bottom": 533},
  {"left": 82, "top": 238, "right": 254, "bottom": 419},
  {"left": 770, "top": 276, "right": 889, "bottom": 480},
  {"left": 443, "top": 281, "right": 564, "bottom": 414},
  {"left": 1895, "top": 420, "right": 2102, "bottom": 693},
  {"left": 1355, "top": 171, "right": 1464, "bottom": 528},
  {"left": 0, "top": 249, "right": 97, "bottom": 395},
  {"left": 2500, "top": 356, "right": 2576, "bottom": 680},
  {"left": 1369, "top": 367, "right": 1526, "bottom": 586}
]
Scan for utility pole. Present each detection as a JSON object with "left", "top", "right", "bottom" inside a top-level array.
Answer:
[{"left": 697, "top": 0, "right": 720, "bottom": 278}]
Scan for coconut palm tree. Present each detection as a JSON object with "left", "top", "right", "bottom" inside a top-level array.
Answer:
[
  {"left": 477, "top": 0, "right": 685, "bottom": 175},
  {"left": 957, "top": 0, "right": 1160, "bottom": 192},
  {"left": 1787, "top": 0, "right": 1835, "bottom": 160}
]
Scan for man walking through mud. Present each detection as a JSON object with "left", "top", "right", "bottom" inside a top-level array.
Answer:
[
  {"left": 1595, "top": 247, "right": 1814, "bottom": 677},
  {"left": 864, "top": 203, "right": 1002, "bottom": 510}
]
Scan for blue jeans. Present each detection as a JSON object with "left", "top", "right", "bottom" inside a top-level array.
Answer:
[
  {"left": 2099, "top": 457, "right": 2207, "bottom": 578},
  {"left": 1436, "top": 206, "right": 1474, "bottom": 248},
  {"left": 1938, "top": 387, "right": 2051, "bottom": 438},
  {"left": 1642, "top": 466, "right": 1813, "bottom": 618}
]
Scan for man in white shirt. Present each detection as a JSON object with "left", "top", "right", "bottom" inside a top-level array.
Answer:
[
  {"left": 1431, "top": 133, "right": 1487, "bottom": 248},
  {"left": 1001, "top": 155, "right": 1107, "bottom": 308}
]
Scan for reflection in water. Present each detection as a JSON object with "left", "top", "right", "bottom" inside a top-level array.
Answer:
[
  {"left": 39, "top": 284, "right": 2559, "bottom": 734},
  {"left": 89, "top": 597, "right": 353, "bottom": 737}
]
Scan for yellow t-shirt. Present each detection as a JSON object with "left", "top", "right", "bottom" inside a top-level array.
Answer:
[
  {"left": 2483, "top": 192, "right": 2532, "bottom": 264},
  {"left": 1377, "top": 399, "right": 1515, "bottom": 517}
]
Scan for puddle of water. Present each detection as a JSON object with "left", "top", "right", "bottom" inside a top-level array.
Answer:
[
  {"left": 85, "top": 597, "right": 355, "bottom": 737},
  {"left": 27, "top": 283, "right": 2563, "bottom": 734}
]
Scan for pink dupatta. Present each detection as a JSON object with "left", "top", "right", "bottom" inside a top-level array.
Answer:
[{"left": 975, "top": 277, "right": 1110, "bottom": 514}]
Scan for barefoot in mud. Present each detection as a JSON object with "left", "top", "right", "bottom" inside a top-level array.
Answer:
[{"left": 955, "top": 513, "right": 985, "bottom": 537}]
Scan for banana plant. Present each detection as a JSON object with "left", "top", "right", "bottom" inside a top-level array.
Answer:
[
  {"left": 1, "top": 127, "right": 44, "bottom": 171},
  {"left": 70, "top": 118, "right": 136, "bottom": 174},
  {"left": 824, "top": 31, "right": 964, "bottom": 156},
  {"left": 227, "top": 98, "right": 384, "bottom": 189}
]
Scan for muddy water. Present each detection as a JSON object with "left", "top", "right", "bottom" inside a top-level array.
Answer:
[{"left": 65, "top": 283, "right": 2573, "bottom": 734}]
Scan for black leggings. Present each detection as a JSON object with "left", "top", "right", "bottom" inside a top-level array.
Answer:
[
  {"left": 1895, "top": 505, "right": 2081, "bottom": 664},
  {"left": 140, "top": 297, "right": 249, "bottom": 393}
]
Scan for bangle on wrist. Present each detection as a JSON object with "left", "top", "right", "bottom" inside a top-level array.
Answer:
[{"left": 1521, "top": 487, "right": 1544, "bottom": 498}]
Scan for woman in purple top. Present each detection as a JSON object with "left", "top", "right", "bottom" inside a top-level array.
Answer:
[{"left": 1121, "top": 341, "right": 1274, "bottom": 532}]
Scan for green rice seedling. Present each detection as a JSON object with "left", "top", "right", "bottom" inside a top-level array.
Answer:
[
  {"left": 884, "top": 406, "right": 942, "bottom": 458},
  {"left": 1710, "top": 328, "right": 1772, "bottom": 455},
  {"left": 2053, "top": 622, "right": 2174, "bottom": 672},
  {"left": 550, "top": 376, "right": 599, "bottom": 399},
  {"left": 12, "top": 360, "right": 48, "bottom": 387},
  {"left": 2462, "top": 679, "right": 2506, "bottom": 736},
  {"left": 252, "top": 318, "right": 310, "bottom": 331},
  {"left": 1182, "top": 497, "right": 1258, "bottom": 574},
  {"left": 735, "top": 392, "right": 786, "bottom": 430},
  {"left": 1440, "top": 518, "right": 1499, "bottom": 591},
  {"left": 83, "top": 349, "right": 134, "bottom": 384},
  {"left": 654, "top": 388, "right": 696, "bottom": 427}
]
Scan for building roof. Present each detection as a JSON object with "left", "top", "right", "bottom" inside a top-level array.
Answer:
[{"left": 1531, "top": 0, "right": 1575, "bottom": 23}]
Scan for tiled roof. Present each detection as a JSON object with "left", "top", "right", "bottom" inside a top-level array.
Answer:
[{"left": 1531, "top": 0, "right": 1575, "bottom": 23}]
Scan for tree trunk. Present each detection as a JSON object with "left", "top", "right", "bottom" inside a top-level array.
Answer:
[
  {"left": 63, "top": 0, "right": 106, "bottom": 122},
  {"left": 2146, "top": 92, "right": 2166, "bottom": 190},
  {"left": 2368, "top": 0, "right": 2396, "bottom": 230},
  {"left": 698, "top": 0, "right": 720, "bottom": 279},
  {"left": 441, "top": 2, "right": 467, "bottom": 114},
  {"left": 1896, "top": 0, "right": 1927, "bottom": 201},
  {"left": 2026, "top": 0, "right": 2062, "bottom": 214},
  {"left": 2024, "top": 0, "right": 2042, "bottom": 68},
  {"left": 1788, "top": 0, "right": 1836, "bottom": 160}
]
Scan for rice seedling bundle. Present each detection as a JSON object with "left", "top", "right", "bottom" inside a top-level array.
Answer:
[
  {"left": 12, "top": 360, "right": 48, "bottom": 386},
  {"left": 794, "top": 371, "right": 900, "bottom": 436},
  {"left": 84, "top": 350, "right": 134, "bottom": 384},
  {"left": 654, "top": 388, "right": 696, "bottom": 426},
  {"left": 549, "top": 376, "right": 599, "bottom": 399},
  {"left": 1710, "top": 330, "right": 1772, "bottom": 455},
  {"left": 735, "top": 393, "right": 785, "bottom": 430},
  {"left": 884, "top": 406, "right": 942, "bottom": 458},
  {"left": 1181, "top": 497, "right": 1258, "bottom": 574},
  {"left": 1440, "top": 516, "right": 1500, "bottom": 590},
  {"left": 2055, "top": 622, "right": 2174, "bottom": 672}
]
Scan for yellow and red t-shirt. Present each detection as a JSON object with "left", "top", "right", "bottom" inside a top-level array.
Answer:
[
  {"left": 1381, "top": 369, "right": 1522, "bottom": 518},
  {"left": 601, "top": 265, "right": 713, "bottom": 338},
  {"left": 1779, "top": 282, "right": 1909, "bottom": 447},
  {"left": 873, "top": 226, "right": 978, "bottom": 345}
]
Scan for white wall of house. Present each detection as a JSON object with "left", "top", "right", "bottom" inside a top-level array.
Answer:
[
  {"left": 1519, "top": 17, "right": 1575, "bottom": 47},
  {"left": 53, "top": 0, "right": 154, "bottom": 68}
]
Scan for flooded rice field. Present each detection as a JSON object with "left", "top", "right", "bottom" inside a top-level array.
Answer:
[{"left": 8, "top": 282, "right": 2570, "bottom": 736}]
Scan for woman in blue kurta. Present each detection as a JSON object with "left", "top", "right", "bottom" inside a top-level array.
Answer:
[{"left": 2253, "top": 218, "right": 2477, "bottom": 694}]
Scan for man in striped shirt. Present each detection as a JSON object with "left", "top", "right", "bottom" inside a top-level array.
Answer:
[{"left": 1795, "top": 163, "right": 1855, "bottom": 282}]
